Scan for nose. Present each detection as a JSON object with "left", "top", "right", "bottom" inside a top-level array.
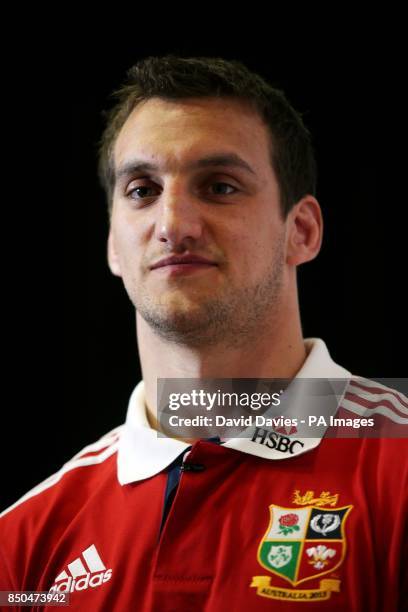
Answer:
[{"left": 154, "top": 182, "right": 203, "bottom": 249}]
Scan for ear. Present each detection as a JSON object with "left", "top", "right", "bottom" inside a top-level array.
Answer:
[
  {"left": 286, "top": 196, "right": 323, "bottom": 266},
  {"left": 107, "top": 229, "right": 122, "bottom": 277}
]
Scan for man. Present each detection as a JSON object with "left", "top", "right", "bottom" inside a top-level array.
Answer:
[{"left": 1, "top": 56, "right": 406, "bottom": 611}]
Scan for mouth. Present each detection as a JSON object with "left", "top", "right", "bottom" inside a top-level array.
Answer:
[{"left": 150, "top": 254, "right": 218, "bottom": 275}]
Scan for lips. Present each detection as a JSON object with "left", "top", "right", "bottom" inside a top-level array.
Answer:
[{"left": 150, "top": 254, "right": 217, "bottom": 270}]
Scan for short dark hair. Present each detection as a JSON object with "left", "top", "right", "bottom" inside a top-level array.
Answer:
[{"left": 98, "top": 55, "right": 317, "bottom": 218}]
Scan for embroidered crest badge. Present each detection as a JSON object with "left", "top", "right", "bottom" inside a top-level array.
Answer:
[{"left": 251, "top": 491, "right": 352, "bottom": 602}]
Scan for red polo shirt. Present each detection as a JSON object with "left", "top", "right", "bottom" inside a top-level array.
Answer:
[{"left": 1, "top": 339, "right": 407, "bottom": 611}]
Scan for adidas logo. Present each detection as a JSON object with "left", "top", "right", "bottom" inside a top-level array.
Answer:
[{"left": 49, "top": 544, "right": 112, "bottom": 593}]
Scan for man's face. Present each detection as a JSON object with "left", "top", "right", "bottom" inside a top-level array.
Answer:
[{"left": 109, "top": 97, "right": 290, "bottom": 347}]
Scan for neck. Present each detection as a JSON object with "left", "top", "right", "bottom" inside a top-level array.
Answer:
[{"left": 137, "top": 293, "right": 307, "bottom": 430}]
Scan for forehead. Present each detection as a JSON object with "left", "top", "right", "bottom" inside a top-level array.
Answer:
[{"left": 113, "top": 97, "right": 273, "bottom": 179}]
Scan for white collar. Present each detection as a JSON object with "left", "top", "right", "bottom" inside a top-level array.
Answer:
[{"left": 117, "top": 338, "right": 351, "bottom": 485}]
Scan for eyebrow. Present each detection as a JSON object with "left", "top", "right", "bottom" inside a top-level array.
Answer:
[{"left": 114, "top": 152, "right": 257, "bottom": 182}]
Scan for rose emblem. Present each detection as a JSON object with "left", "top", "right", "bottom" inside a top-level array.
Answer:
[{"left": 278, "top": 513, "right": 300, "bottom": 535}]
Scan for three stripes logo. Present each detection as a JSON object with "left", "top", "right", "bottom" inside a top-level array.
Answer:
[{"left": 49, "top": 544, "right": 112, "bottom": 593}]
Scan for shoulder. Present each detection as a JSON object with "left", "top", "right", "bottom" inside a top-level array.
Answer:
[
  {"left": 339, "top": 376, "right": 408, "bottom": 427},
  {"left": 0, "top": 426, "right": 124, "bottom": 590},
  {"left": 332, "top": 376, "right": 408, "bottom": 479},
  {"left": 0, "top": 425, "right": 123, "bottom": 522}
]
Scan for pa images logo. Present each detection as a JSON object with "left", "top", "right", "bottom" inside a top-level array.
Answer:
[{"left": 250, "top": 491, "right": 352, "bottom": 602}]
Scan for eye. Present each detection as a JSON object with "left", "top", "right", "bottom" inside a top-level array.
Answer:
[
  {"left": 126, "top": 184, "right": 160, "bottom": 200},
  {"left": 208, "top": 182, "right": 237, "bottom": 196}
]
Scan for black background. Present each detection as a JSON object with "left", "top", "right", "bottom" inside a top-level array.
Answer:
[{"left": 2, "top": 20, "right": 406, "bottom": 511}]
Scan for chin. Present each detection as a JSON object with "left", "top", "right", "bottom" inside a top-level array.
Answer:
[
  {"left": 138, "top": 301, "right": 218, "bottom": 344},
  {"left": 148, "top": 305, "right": 204, "bottom": 330}
]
